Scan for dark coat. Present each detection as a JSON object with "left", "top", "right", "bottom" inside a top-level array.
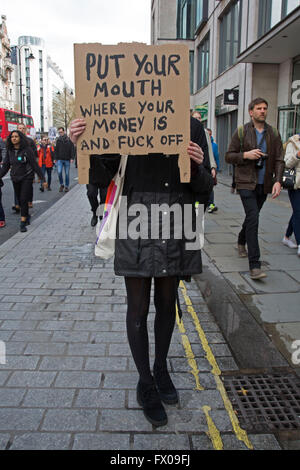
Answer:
[
  {"left": 0, "top": 147, "right": 44, "bottom": 183},
  {"left": 90, "top": 117, "right": 213, "bottom": 277},
  {"left": 55, "top": 135, "right": 75, "bottom": 161},
  {"left": 225, "top": 121, "right": 284, "bottom": 193}
]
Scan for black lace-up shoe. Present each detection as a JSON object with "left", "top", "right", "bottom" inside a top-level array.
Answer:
[
  {"left": 91, "top": 213, "right": 97, "bottom": 227},
  {"left": 136, "top": 380, "right": 168, "bottom": 427},
  {"left": 153, "top": 367, "right": 178, "bottom": 405},
  {"left": 20, "top": 221, "right": 27, "bottom": 233}
]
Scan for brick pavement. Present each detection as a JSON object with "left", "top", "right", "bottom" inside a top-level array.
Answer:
[{"left": 0, "top": 184, "right": 281, "bottom": 450}]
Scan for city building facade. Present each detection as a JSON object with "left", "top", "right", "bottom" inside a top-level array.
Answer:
[
  {"left": 11, "top": 36, "right": 71, "bottom": 134},
  {"left": 46, "top": 56, "right": 66, "bottom": 133},
  {"left": 151, "top": 0, "right": 300, "bottom": 173},
  {"left": 0, "top": 15, "right": 14, "bottom": 110}
]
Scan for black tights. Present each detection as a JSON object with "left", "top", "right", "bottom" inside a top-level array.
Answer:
[{"left": 125, "top": 276, "right": 178, "bottom": 385}]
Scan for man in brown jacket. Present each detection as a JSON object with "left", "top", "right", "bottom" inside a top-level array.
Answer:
[{"left": 225, "top": 98, "right": 284, "bottom": 279}]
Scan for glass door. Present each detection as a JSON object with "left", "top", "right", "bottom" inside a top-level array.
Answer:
[{"left": 278, "top": 106, "right": 300, "bottom": 143}]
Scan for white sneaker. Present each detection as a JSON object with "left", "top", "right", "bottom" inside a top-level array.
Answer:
[
  {"left": 298, "top": 245, "right": 300, "bottom": 257},
  {"left": 282, "top": 237, "right": 298, "bottom": 249}
]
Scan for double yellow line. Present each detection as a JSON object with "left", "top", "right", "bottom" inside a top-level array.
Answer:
[{"left": 176, "top": 281, "right": 253, "bottom": 450}]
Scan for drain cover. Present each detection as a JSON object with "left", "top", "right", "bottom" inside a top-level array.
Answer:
[{"left": 223, "top": 373, "right": 300, "bottom": 432}]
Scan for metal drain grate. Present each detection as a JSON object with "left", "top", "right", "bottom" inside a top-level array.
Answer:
[{"left": 223, "top": 373, "right": 300, "bottom": 432}]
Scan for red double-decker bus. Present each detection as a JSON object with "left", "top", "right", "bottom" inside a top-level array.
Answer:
[{"left": 0, "top": 108, "right": 35, "bottom": 140}]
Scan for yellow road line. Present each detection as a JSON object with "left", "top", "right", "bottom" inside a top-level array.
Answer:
[
  {"left": 176, "top": 309, "right": 204, "bottom": 391},
  {"left": 179, "top": 281, "right": 254, "bottom": 450},
  {"left": 202, "top": 405, "right": 224, "bottom": 450}
]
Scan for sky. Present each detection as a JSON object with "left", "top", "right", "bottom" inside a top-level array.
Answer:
[{"left": 2, "top": 0, "right": 151, "bottom": 89}]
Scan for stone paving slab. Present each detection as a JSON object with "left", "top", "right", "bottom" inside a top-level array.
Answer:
[{"left": 0, "top": 183, "right": 285, "bottom": 450}]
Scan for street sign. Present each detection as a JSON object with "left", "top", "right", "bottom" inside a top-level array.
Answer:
[
  {"left": 224, "top": 89, "right": 239, "bottom": 105},
  {"left": 194, "top": 104, "right": 208, "bottom": 121}
]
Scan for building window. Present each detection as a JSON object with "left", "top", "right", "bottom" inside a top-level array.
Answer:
[
  {"left": 177, "top": 0, "right": 195, "bottom": 39},
  {"left": 219, "top": 0, "right": 242, "bottom": 74},
  {"left": 258, "top": 0, "right": 299, "bottom": 37},
  {"left": 285, "top": 0, "right": 300, "bottom": 15},
  {"left": 177, "top": 0, "right": 208, "bottom": 38},
  {"left": 189, "top": 51, "right": 194, "bottom": 93},
  {"left": 195, "top": 0, "right": 209, "bottom": 33},
  {"left": 197, "top": 33, "right": 210, "bottom": 90},
  {"left": 152, "top": 11, "right": 155, "bottom": 44},
  {"left": 24, "top": 49, "right": 31, "bottom": 115}
]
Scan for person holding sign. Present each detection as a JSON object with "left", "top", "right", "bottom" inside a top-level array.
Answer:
[{"left": 70, "top": 115, "right": 213, "bottom": 427}]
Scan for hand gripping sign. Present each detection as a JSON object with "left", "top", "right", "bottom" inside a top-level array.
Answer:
[{"left": 74, "top": 42, "right": 191, "bottom": 183}]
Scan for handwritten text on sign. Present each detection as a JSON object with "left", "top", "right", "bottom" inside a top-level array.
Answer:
[{"left": 74, "top": 43, "right": 191, "bottom": 183}]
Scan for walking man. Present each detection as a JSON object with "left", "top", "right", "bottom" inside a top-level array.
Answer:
[
  {"left": 86, "top": 155, "right": 109, "bottom": 226},
  {"left": 191, "top": 111, "right": 217, "bottom": 210},
  {"left": 54, "top": 127, "right": 75, "bottom": 192},
  {"left": 225, "top": 98, "right": 284, "bottom": 280},
  {"left": 0, "top": 138, "right": 6, "bottom": 228}
]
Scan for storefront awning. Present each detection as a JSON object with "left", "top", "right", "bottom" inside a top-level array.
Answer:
[{"left": 237, "top": 7, "right": 300, "bottom": 64}]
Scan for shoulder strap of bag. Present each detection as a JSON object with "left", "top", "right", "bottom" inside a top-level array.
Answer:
[
  {"left": 238, "top": 125, "right": 244, "bottom": 152},
  {"left": 238, "top": 125, "right": 278, "bottom": 151},
  {"left": 118, "top": 155, "right": 128, "bottom": 178}
]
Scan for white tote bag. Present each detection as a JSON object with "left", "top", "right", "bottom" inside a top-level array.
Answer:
[{"left": 95, "top": 155, "right": 128, "bottom": 259}]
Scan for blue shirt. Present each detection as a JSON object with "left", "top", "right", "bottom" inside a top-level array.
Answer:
[
  {"left": 255, "top": 129, "right": 267, "bottom": 185},
  {"left": 211, "top": 137, "right": 220, "bottom": 171}
]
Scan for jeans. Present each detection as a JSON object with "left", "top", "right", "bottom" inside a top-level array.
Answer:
[
  {"left": 41, "top": 165, "right": 52, "bottom": 188},
  {"left": 238, "top": 184, "right": 267, "bottom": 270},
  {"left": 57, "top": 160, "right": 70, "bottom": 188},
  {"left": 207, "top": 190, "right": 215, "bottom": 206},
  {"left": 286, "top": 188, "right": 300, "bottom": 245},
  {"left": 0, "top": 187, "right": 5, "bottom": 221}
]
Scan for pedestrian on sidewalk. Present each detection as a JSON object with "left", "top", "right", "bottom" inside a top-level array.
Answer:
[
  {"left": 37, "top": 136, "right": 54, "bottom": 191},
  {"left": 86, "top": 155, "right": 108, "bottom": 227},
  {"left": 191, "top": 111, "right": 217, "bottom": 211},
  {"left": 207, "top": 128, "right": 220, "bottom": 213},
  {"left": 225, "top": 97, "right": 284, "bottom": 280},
  {"left": 70, "top": 116, "right": 213, "bottom": 428},
  {"left": 282, "top": 133, "right": 300, "bottom": 256},
  {"left": 0, "top": 131, "right": 46, "bottom": 232},
  {"left": 0, "top": 178, "right": 4, "bottom": 228},
  {"left": 0, "top": 140, "right": 5, "bottom": 228},
  {"left": 17, "top": 123, "right": 38, "bottom": 209},
  {"left": 54, "top": 127, "right": 75, "bottom": 193}
]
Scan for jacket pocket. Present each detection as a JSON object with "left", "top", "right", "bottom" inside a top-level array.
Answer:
[{"left": 236, "top": 164, "right": 256, "bottom": 184}]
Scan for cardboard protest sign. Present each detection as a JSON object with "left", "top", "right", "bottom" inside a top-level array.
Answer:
[{"left": 74, "top": 42, "right": 191, "bottom": 183}]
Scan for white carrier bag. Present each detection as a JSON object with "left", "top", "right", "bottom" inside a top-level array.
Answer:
[{"left": 95, "top": 155, "right": 128, "bottom": 259}]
